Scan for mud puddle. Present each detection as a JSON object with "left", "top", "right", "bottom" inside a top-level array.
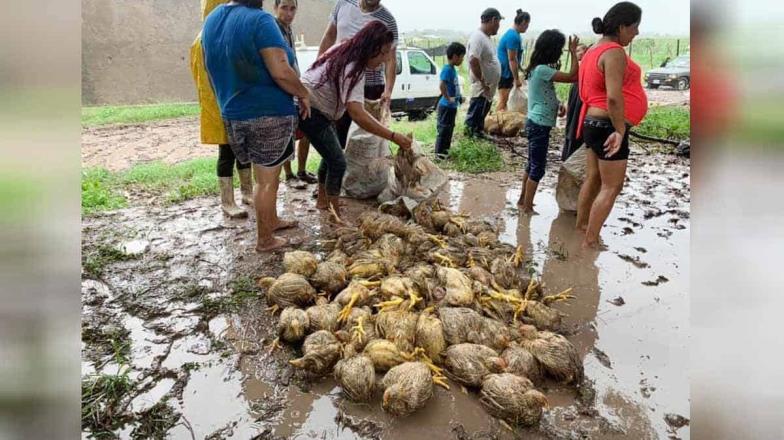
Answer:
[{"left": 81, "top": 143, "right": 689, "bottom": 439}]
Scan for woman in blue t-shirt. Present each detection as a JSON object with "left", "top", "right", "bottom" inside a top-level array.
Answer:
[
  {"left": 517, "top": 30, "right": 579, "bottom": 214},
  {"left": 496, "top": 9, "right": 530, "bottom": 112},
  {"left": 202, "top": 0, "right": 312, "bottom": 252}
]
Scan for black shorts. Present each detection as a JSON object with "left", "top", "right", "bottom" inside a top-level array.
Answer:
[
  {"left": 498, "top": 76, "right": 514, "bottom": 90},
  {"left": 583, "top": 117, "right": 631, "bottom": 161}
]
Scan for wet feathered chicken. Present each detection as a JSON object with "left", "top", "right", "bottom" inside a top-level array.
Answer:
[
  {"left": 501, "top": 344, "right": 544, "bottom": 385},
  {"left": 439, "top": 307, "right": 511, "bottom": 351},
  {"left": 437, "top": 267, "right": 474, "bottom": 306},
  {"left": 305, "top": 298, "right": 341, "bottom": 333},
  {"left": 326, "top": 249, "right": 351, "bottom": 267},
  {"left": 358, "top": 211, "right": 412, "bottom": 240},
  {"left": 338, "top": 308, "right": 376, "bottom": 352},
  {"left": 517, "top": 300, "right": 563, "bottom": 331},
  {"left": 364, "top": 339, "right": 407, "bottom": 372},
  {"left": 347, "top": 249, "right": 389, "bottom": 279},
  {"left": 444, "top": 343, "right": 506, "bottom": 388},
  {"left": 310, "top": 261, "right": 348, "bottom": 296},
  {"left": 289, "top": 330, "right": 342, "bottom": 376},
  {"left": 260, "top": 273, "right": 316, "bottom": 312},
  {"left": 371, "top": 233, "right": 405, "bottom": 267},
  {"left": 480, "top": 373, "right": 548, "bottom": 426},
  {"left": 278, "top": 307, "right": 309, "bottom": 343},
  {"left": 334, "top": 354, "right": 376, "bottom": 402},
  {"left": 415, "top": 309, "right": 447, "bottom": 364},
  {"left": 282, "top": 251, "right": 319, "bottom": 277},
  {"left": 381, "top": 361, "right": 434, "bottom": 416},
  {"left": 375, "top": 309, "right": 418, "bottom": 353},
  {"left": 334, "top": 282, "right": 375, "bottom": 322},
  {"left": 516, "top": 325, "right": 583, "bottom": 384}
]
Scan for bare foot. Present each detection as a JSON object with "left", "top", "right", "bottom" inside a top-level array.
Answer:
[
  {"left": 576, "top": 224, "right": 588, "bottom": 233},
  {"left": 274, "top": 218, "right": 299, "bottom": 231},
  {"left": 256, "top": 236, "right": 291, "bottom": 253},
  {"left": 317, "top": 198, "right": 346, "bottom": 210},
  {"left": 520, "top": 206, "right": 538, "bottom": 215}
]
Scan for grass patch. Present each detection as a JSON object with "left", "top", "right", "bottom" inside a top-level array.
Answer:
[
  {"left": 82, "top": 168, "right": 128, "bottom": 215},
  {"left": 447, "top": 136, "right": 505, "bottom": 174},
  {"left": 390, "top": 112, "right": 439, "bottom": 147},
  {"left": 81, "top": 369, "right": 134, "bottom": 436},
  {"left": 199, "top": 275, "right": 261, "bottom": 318},
  {"left": 82, "top": 243, "right": 141, "bottom": 279},
  {"left": 131, "top": 402, "right": 181, "bottom": 440},
  {"left": 635, "top": 105, "right": 690, "bottom": 140},
  {"left": 82, "top": 103, "right": 200, "bottom": 127}
]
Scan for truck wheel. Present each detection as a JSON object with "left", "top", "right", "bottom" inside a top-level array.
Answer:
[
  {"left": 677, "top": 77, "right": 690, "bottom": 90},
  {"left": 647, "top": 83, "right": 660, "bottom": 89}
]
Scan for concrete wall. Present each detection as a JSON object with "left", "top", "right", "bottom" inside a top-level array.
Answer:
[{"left": 82, "top": 0, "right": 334, "bottom": 105}]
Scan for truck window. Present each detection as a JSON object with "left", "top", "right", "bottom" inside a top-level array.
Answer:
[
  {"left": 396, "top": 51, "right": 402, "bottom": 75},
  {"left": 408, "top": 51, "right": 435, "bottom": 75}
]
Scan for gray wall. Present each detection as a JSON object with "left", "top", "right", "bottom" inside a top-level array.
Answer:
[{"left": 82, "top": 0, "right": 334, "bottom": 105}]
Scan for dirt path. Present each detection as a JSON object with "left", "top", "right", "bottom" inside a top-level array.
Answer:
[
  {"left": 80, "top": 89, "right": 688, "bottom": 172},
  {"left": 82, "top": 131, "right": 690, "bottom": 439}
]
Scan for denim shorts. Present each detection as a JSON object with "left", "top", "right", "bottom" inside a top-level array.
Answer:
[
  {"left": 525, "top": 119, "right": 552, "bottom": 182},
  {"left": 583, "top": 117, "right": 631, "bottom": 161}
]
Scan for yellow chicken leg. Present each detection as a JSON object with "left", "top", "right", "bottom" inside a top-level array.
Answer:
[
  {"left": 406, "top": 290, "right": 422, "bottom": 310},
  {"left": 266, "top": 337, "right": 283, "bottom": 354},
  {"left": 373, "top": 296, "right": 404, "bottom": 313},
  {"left": 542, "top": 287, "right": 575, "bottom": 305},
  {"left": 512, "top": 245, "right": 525, "bottom": 268},
  {"left": 265, "top": 304, "right": 280, "bottom": 315},
  {"left": 433, "top": 374, "right": 451, "bottom": 390},
  {"left": 427, "top": 234, "right": 449, "bottom": 249},
  {"left": 338, "top": 291, "right": 361, "bottom": 322},
  {"left": 524, "top": 277, "right": 539, "bottom": 300},
  {"left": 513, "top": 300, "right": 529, "bottom": 322}
]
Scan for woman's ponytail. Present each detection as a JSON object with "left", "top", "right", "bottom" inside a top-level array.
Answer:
[{"left": 591, "top": 17, "right": 605, "bottom": 34}]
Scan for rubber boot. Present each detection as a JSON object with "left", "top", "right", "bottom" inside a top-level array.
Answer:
[
  {"left": 238, "top": 168, "right": 254, "bottom": 206},
  {"left": 219, "top": 177, "right": 248, "bottom": 219}
]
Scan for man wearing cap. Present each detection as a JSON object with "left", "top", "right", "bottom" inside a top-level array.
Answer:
[{"left": 464, "top": 8, "right": 503, "bottom": 138}]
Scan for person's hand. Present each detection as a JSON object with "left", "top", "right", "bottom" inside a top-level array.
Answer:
[
  {"left": 558, "top": 103, "right": 566, "bottom": 118},
  {"left": 380, "top": 90, "right": 393, "bottom": 108},
  {"left": 603, "top": 131, "right": 624, "bottom": 158},
  {"left": 515, "top": 78, "right": 523, "bottom": 88},
  {"left": 568, "top": 35, "right": 580, "bottom": 53},
  {"left": 299, "top": 95, "right": 311, "bottom": 120},
  {"left": 392, "top": 132, "right": 413, "bottom": 150},
  {"left": 448, "top": 96, "right": 456, "bottom": 105},
  {"left": 481, "top": 81, "right": 491, "bottom": 96}
]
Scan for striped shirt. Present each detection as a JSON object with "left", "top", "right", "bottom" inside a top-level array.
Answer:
[{"left": 330, "top": 0, "right": 398, "bottom": 87}]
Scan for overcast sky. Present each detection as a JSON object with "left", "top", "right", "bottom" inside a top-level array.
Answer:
[{"left": 381, "top": 0, "right": 690, "bottom": 35}]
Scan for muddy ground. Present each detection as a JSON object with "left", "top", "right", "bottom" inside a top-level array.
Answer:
[{"left": 81, "top": 120, "right": 690, "bottom": 439}]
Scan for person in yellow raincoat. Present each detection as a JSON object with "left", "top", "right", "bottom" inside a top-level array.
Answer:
[{"left": 190, "top": 0, "right": 254, "bottom": 218}]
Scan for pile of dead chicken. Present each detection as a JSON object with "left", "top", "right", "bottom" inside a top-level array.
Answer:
[{"left": 257, "top": 200, "right": 582, "bottom": 426}]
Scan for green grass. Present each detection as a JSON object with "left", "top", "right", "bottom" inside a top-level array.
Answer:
[
  {"left": 447, "top": 136, "right": 505, "bottom": 174},
  {"left": 635, "top": 105, "right": 690, "bottom": 140},
  {"left": 82, "top": 242, "right": 141, "bottom": 278},
  {"left": 82, "top": 169, "right": 128, "bottom": 215},
  {"left": 81, "top": 369, "right": 134, "bottom": 435},
  {"left": 82, "top": 103, "right": 200, "bottom": 127},
  {"left": 199, "top": 275, "right": 261, "bottom": 318}
]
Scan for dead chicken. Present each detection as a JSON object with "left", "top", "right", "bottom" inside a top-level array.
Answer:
[
  {"left": 289, "top": 330, "right": 342, "bottom": 376},
  {"left": 363, "top": 339, "right": 407, "bottom": 372},
  {"left": 282, "top": 251, "right": 319, "bottom": 278},
  {"left": 437, "top": 266, "right": 475, "bottom": 307},
  {"left": 261, "top": 273, "right": 316, "bottom": 312},
  {"left": 404, "top": 264, "right": 436, "bottom": 297},
  {"left": 310, "top": 261, "right": 349, "bottom": 296},
  {"left": 439, "top": 307, "right": 511, "bottom": 351},
  {"left": 381, "top": 362, "right": 434, "bottom": 416},
  {"left": 444, "top": 343, "right": 506, "bottom": 388},
  {"left": 516, "top": 325, "right": 584, "bottom": 384},
  {"left": 334, "top": 354, "right": 376, "bottom": 402},
  {"left": 516, "top": 300, "right": 563, "bottom": 331},
  {"left": 491, "top": 257, "right": 521, "bottom": 290},
  {"left": 338, "top": 307, "right": 377, "bottom": 352},
  {"left": 371, "top": 233, "right": 405, "bottom": 267},
  {"left": 480, "top": 373, "right": 548, "bottom": 426},
  {"left": 476, "top": 230, "right": 498, "bottom": 247},
  {"left": 465, "top": 266, "right": 495, "bottom": 286},
  {"left": 358, "top": 211, "right": 411, "bottom": 240},
  {"left": 277, "top": 307, "right": 310, "bottom": 344},
  {"left": 347, "top": 251, "right": 388, "bottom": 279},
  {"left": 326, "top": 249, "right": 351, "bottom": 267},
  {"left": 305, "top": 297, "right": 341, "bottom": 333},
  {"left": 333, "top": 282, "right": 375, "bottom": 322},
  {"left": 375, "top": 309, "right": 418, "bottom": 353},
  {"left": 415, "top": 309, "right": 447, "bottom": 364},
  {"left": 336, "top": 230, "right": 369, "bottom": 256},
  {"left": 501, "top": 344, "right": 544, "bottom": 385}
]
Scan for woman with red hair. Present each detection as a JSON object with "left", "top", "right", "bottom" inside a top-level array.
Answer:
[{"left": 299, "top": 20, "right": 412, "bottom": 216}]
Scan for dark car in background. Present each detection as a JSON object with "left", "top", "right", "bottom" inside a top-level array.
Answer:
[{"left": 644, "top": 55, "right": 690, "bottom": 90}]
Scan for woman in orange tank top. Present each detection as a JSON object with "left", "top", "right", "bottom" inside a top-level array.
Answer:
[{"left": 575, "top": 1, "right": 646, "bottom": 249}]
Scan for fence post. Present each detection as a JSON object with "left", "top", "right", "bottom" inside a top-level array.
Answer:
[{"left": 676, "top": 39, "right": 680, "bottom": 56}]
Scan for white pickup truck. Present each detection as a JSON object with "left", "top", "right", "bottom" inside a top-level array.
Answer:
[{"left": 297, "top": 45, "right": 454, "bottom": 119}]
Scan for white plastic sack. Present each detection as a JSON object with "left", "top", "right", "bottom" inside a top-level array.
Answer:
[
  {"left": 508, "top": 84, "right": 527, "bottom": 113},
  {"left": 342, "top": 100, "right": 392, "bottom": 199},
  {"left": 377, "top": 140, "right": 448, "bottom": 205},
  {"left": 555, "top": 147, "right": 587, "bottom": 212}
]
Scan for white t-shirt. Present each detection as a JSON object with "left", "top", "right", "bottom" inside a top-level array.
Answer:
[
  {"left": 467, "top": 29, "right": 501, "bottom": 100},
  {"left": 302, "top": 60, "right": 366, "bottom": 121},
  {"left": 330, "top": 0, "right": 398, "bottom": 86}
]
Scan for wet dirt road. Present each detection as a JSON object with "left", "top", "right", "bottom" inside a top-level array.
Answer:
[{"left": 82, "top": 139, "right": 689, "bottom": 439}]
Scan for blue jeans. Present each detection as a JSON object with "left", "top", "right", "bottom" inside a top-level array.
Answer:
[
  {"left": 298, "top": 108, "right": 347, "bottom": 196},
  {"left": 435, "top": 105, "right": 457, "bottom": 155},
  {"left": 525, "top": 119, "right": 552, "bottom": 182},
  {"left": 464, "top": 96, "right": 491, "bottom": 135}
]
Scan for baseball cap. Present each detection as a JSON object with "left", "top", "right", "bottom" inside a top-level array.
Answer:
[{"left": 481, "top": 8, "right": 504, "bottom": 21}]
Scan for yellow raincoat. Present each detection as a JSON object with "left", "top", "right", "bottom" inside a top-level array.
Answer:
[{"left": 190, "top": 0, "right": 229, "bottom": 145}]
